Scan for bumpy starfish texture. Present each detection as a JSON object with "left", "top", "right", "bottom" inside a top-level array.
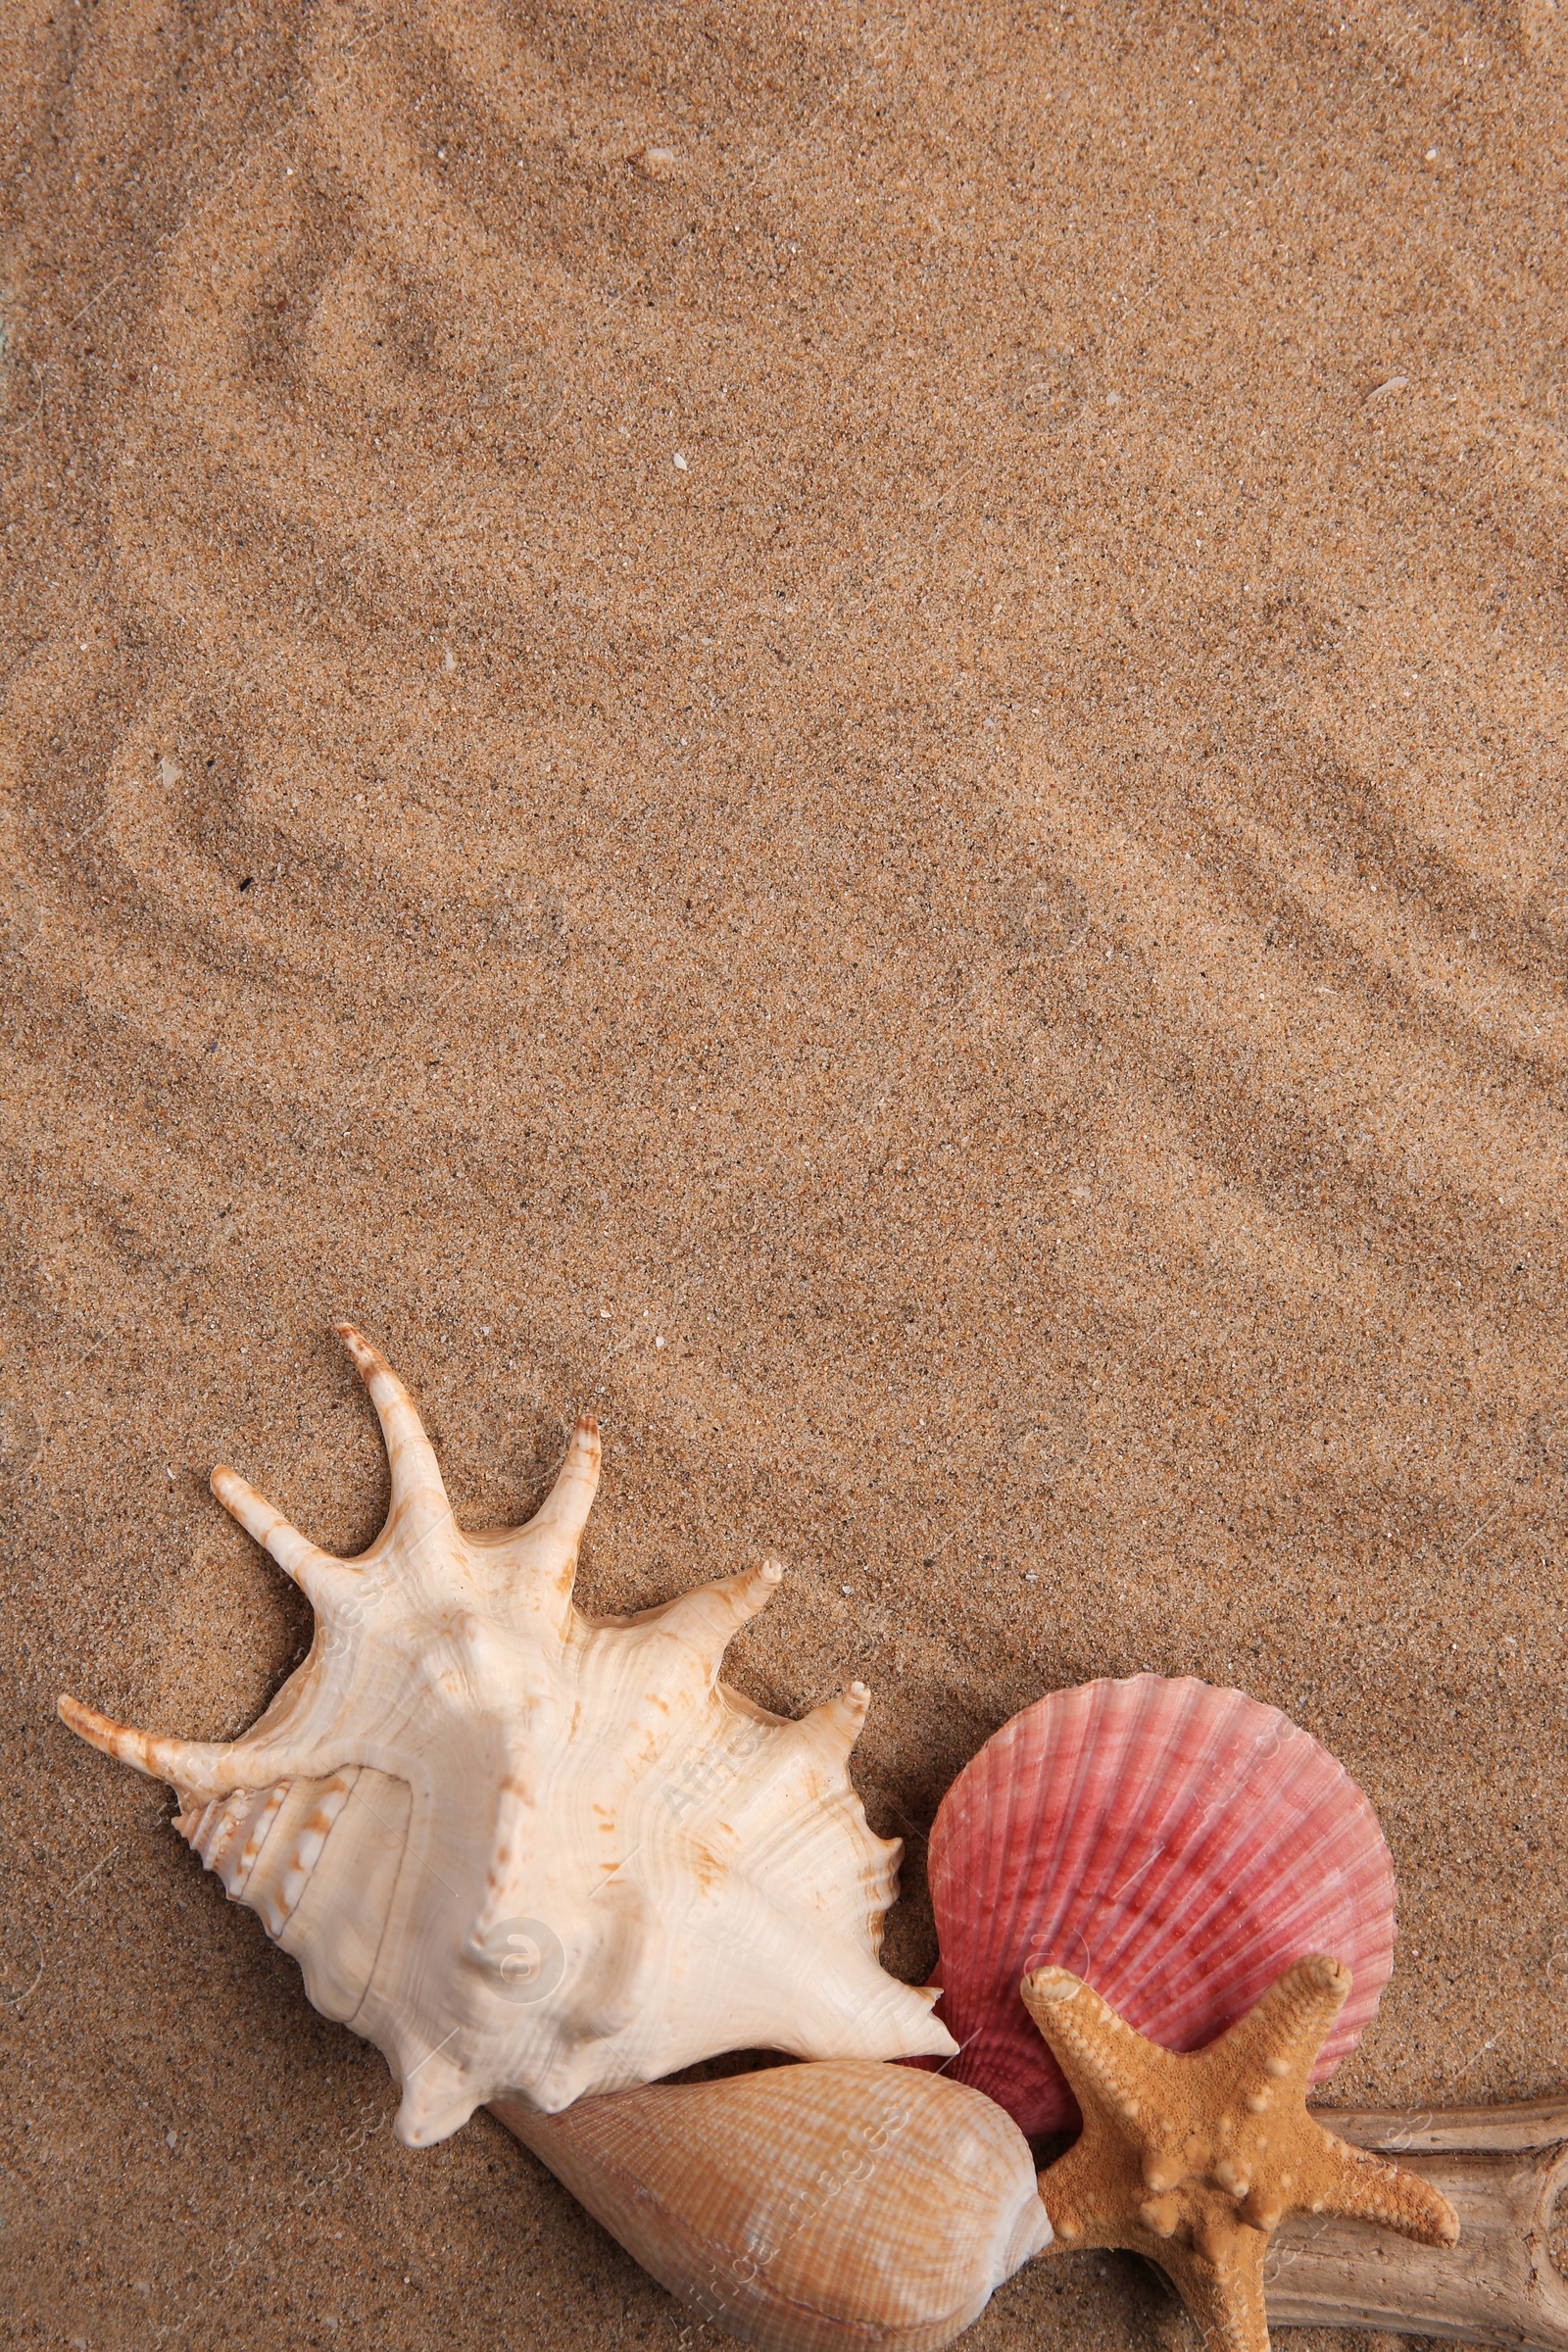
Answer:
[{"left": 1022, "top": 1954, "right": 1458, "bottom": 2352}]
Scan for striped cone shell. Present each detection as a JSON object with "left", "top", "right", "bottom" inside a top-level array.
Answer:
[
  {"left": 927, "top": 1675, "right": 1396, "bottom": 2135},
  {"left": 498, "top": 2057, "right": 1051, "bottom": 2352}
]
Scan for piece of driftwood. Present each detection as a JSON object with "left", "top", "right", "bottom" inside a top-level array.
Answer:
[{"left": 1267, "top": 2097, "right": 1568, "bottom": 2348}]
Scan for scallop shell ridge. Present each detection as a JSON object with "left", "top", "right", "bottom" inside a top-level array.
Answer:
[
  {"left": 928, "top": 1673, "right": 1396, "bottom": 2134},
  {"left": 59, "top": 1326, "right": 955, "bottom": 2146}
]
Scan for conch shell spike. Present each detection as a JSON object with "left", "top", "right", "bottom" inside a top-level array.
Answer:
[
  {"left": 798, "top": 1680, "right": 872, "bottom": 1760},
  {"left": 210, "top": 1463, "right": 353, "bottom": 1611},
  {"left": 642, "top": 1557, "right": 783, "bottom": 1663},
  {"left": 525, "top": 1414, "right": 604, "bottom": 1547},
  {"left": 56, "top": 1692, "right": 253, "bottom": 1798},
  {"left": 482, "top": 1412, "right": 602, "bottom": 1608},
  {"left": 335, "top": 1321, "right": 453, "bottom": 1545}
]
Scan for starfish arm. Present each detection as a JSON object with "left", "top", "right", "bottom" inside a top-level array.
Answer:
[
  {"left": 1022, "top": 1967, "right": 1181, "bottom": 2139},
  {"left": 1222, "top": 1950, "right": 1351, "bottom": 2097},
  {"left": 1035, "top": 2138, "right": 1143, "bottom": 2253},
  {"left": 1303, "top": 2126, "right": 1460, "bottom": 2247},
  {"left": 1162, "top": 2230, "right": 1272, "bottom": 2352}
]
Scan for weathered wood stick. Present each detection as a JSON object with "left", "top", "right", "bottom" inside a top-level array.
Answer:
[{"left": 1267, "top": 2097, "right": 1568, "bottom": 2348}]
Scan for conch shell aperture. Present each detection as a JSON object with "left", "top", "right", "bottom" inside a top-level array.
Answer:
[{"left": 59, "top": 1325, "right": 955, "bottom": 2145}]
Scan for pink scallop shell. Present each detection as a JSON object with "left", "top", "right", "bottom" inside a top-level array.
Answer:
[{"left": 926, "top": 1674, "right": 1396, "bottom": 2135}]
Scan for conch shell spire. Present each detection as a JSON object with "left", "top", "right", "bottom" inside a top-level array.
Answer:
[{"left": 59, "top": 1327, "right": 955, "bottom": 2146}]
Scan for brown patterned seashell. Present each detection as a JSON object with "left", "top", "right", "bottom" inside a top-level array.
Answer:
[
  {"left": 495, "top": 2058, "right": 1052, "bottom": 2352},
  {"left": 58, "top": 1327, "right": 954, "bottom": 2147}
]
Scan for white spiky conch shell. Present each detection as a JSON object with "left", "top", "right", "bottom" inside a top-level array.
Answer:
[{"left": 59, "top": 1326, "right": 955, "bottom": 2145}]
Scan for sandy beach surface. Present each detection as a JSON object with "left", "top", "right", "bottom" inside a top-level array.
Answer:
[{"left": 3, "top": 2, "right": 1565, "bottom": 2346}]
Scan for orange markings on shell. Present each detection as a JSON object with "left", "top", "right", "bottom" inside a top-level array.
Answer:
[
  {"left": 64, "top": 1330, "right": 955, "bottom": 2144},
  {"left": 925, "top": 1675, "right": 1396, "bottom": 2134}
]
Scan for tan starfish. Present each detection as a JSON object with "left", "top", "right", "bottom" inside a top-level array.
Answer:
[{"left": 1022, "top": 1953, "right": 1459, "bottom": 2352}]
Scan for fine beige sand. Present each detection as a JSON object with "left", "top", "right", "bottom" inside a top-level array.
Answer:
[{"left": 3, "top": 3, "right": 1565, "bottom": 2347}]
